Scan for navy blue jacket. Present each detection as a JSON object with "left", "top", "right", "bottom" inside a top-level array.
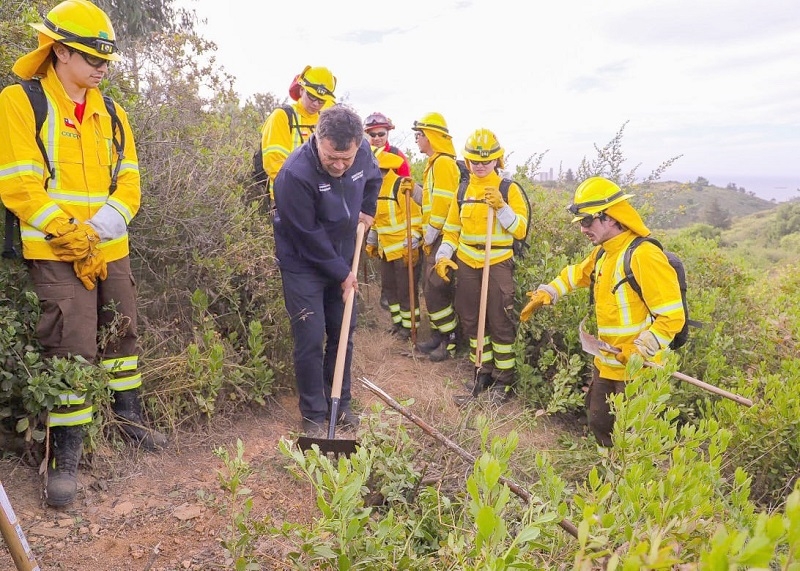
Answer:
[{"left": 273, "top": 136, "right": 382, "bottom": 282}]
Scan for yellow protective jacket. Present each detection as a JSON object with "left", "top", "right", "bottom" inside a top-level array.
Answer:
[
  {"left": 421, "top": 153, "right": 459, "bottom": 232},
  {"left": 549, "top": 230, "right": 685, "bottom": 381},
  {"left": 373, "top": 170, "right": 423, "bottom": 262},
  {"left": 260, "top": 102, "right": 318, "bottom": 187},
  {"left": 441, "top": 171, "right": 527, "bottom": 268},
  {"left": 0, "top": 65, "right": 140, "bottom": 262}
]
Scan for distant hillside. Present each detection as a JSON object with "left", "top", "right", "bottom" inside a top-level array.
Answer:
[{"left": 635, "top": 180, "right": 777, "bottom": 230}]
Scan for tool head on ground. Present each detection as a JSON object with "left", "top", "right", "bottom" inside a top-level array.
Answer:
[
  {"left": 297, "top": 431, "right": 358, "bottom": 456},
  {"left": 297, "top": 222, "right": 366, "bottom": 457}
]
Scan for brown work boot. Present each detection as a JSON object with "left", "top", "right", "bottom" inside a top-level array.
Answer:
[
  {"left": 302, "top": 418, "right": 326, "bottom": 438},
  {"left": 45, "top": 425, "right": 84, "bottom": 507},
  {"left": 112, "top": 389, "right": 167, "bottom": 451}
]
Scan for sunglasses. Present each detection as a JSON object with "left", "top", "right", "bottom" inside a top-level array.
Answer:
[
  {"left": 67, "top": 46, "right": 109, "bottom": 69},
  {"left": 367, "top": 131, "right": 387, "bottom": 138},
  {"left": 414, "top": 131, "right": 426, "bottom": 139},
  {"left": 305, "top": 91, "right": 325, "bottom": 104},
  {"left": 469, "top": 159, "right": 494, "bottom": 167}
]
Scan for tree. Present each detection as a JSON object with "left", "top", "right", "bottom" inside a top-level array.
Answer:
[
  {"left": 695, "top": 176, "right": 709, "bottom": 187},
  {"left": 565, "top": 168, "right": 575, "bottom": 183},
  {"left": 703, "top": 198, "right": 731, "bottom": 229}
]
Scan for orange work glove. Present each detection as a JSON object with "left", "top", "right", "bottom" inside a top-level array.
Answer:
[
  {"left": 484, "top": 187, "right": 506, "bottom": 210},
  {"left": 49, "top": 222, "right": 100, "bottom": 262},
  {"left": 519, "top": 289, "right": 553, "bottom": 322},
  {"left": 402, "top": 247, "right": 420, "bottom": 266},
  {"left": 397, "top": 177, "right": 415, "bottom": 195},
  {"left": 434, "top": 258, "right": 457, "bottom": 283},
  {"left": 73, "top": 250, "right": 108, "bottom": 291},
  {"left": 365, "top": 244, "right": 380, "bottom": 258}
]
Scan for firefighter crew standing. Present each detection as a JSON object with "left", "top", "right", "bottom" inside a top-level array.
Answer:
[
  {"left": 260, "top": 65, "right": 337, "bottom": 205},
  {"left": 363, "top": 111, "right": 412, "bottom": 311},
  {"left": 365, "top": 147, "right": 423, "bottom": 340},
  {"left": 410, "top": 112, "right": 460, "bottom": 361},
  {"left": 273, "top": 105, "right": 382, "bottom": 436},
  {"left": 435, "top": 129, "right": 528, "bottom": 400},
  {"left": 0, "top": 0, "right": 165, "bottom": 507},
  {"left": 520, "top": 177, "right": 686, "bottom": 446}
]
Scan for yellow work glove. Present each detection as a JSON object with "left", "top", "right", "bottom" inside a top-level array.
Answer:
[
  {"left": 434, "top": 258, "right": 457, "bottom": 283},
  {"left": 365, "top": 244, "right": 380, "bottom": 258},
  {"left": 423, "top": 242, "right": 433, "bottom": 256},
  {"left": 612, "top": 343, "right": 642, "bottom": 365},
  {"left": 484, "top": 187, "right": 506, "bottom": 210},
  {"left": 49, "top": 222, "right": 100, "bottom": 262},
  {"left": 519, "top": 289, "right": 553, "bottom": 322},
  {"left": 397, "top": 177, "right": 415, "bottom": 195},
  {"left": 402, "top": 247, "right": 420, "bottom": 266},
  {"left": 73, "top": 250, "right": 108, "bottom": 291}
]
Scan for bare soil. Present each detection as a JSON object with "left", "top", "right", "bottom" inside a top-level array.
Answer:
[{"left": 0, "top": 282, "right": 575, "bottom": 570}]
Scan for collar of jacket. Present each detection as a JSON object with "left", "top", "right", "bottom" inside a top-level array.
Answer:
[
  {"left": 40, "top": 63, "right": 110, "bottom": 121},
  {"left": 600, "top": 229, "right": 638, "bottom": 255}
]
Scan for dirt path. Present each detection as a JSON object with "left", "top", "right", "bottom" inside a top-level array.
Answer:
[{"left": 0, "top": 283, "right": 569, "bottom": 570}]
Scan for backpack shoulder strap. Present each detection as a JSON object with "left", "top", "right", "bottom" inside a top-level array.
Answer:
[
  {"left": 615, "top": 236, "right": 663, "bottom": 297},
  {"left": 280, "top": 104, "right": 297, "bottom": 132},
  {"left": 499, "top": 178, "right": 512, "bottom": 200},
  {"left": 19, "top": 79, "right": 52, "bottom": 183},
  {"left": 588, "top": 247, "right": 606, "bottom": 306},
  {"left": 103, "top": 95, "right": 125, "bottom": 193}
]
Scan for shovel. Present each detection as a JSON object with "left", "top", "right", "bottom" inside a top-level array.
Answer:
[
  {"left": 0, "top": 480, "right": 39, "bottom": 571},
  {"left": 578, "top": 318, "right": 753, "bottom": 407},
  {"left": 474, "top": 207, "right": 494, "bottom": 372},
  {"left": 297, "top": 223, "right": 366, "bottom": 456},
  {"left": 358, "top": 376, "right": 579, "bottom": 539}
]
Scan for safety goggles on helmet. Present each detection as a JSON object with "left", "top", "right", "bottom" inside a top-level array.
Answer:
[
  {"left": 364, "top": 113, "right": 393, "bottom": 130},
  {"left": 45, "top": 17, "right": 117, "bottom": 56},
  {"left": 567, "top": 189, "right": 629, "bottom": 216},
  {"left": 299, "top": 78, "right": 334, "bottom": 98},
  {"left": 412, "top": 120, "right": 448, "bottom": 134}
]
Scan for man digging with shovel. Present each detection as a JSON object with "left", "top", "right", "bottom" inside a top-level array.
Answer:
[
  {"left": 273, "top": 105, "right": 382, "bottom": 438},
  {"left": 520, "top": 177, "right": 685, "bottom": 446}
]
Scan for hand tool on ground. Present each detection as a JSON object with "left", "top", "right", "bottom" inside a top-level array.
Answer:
[
  {"left": 297, "top": 223, "right": 365, "bottom": 456},
  {"left": 0, "top": 480, "right": 40, "bottom": 571},
  {"left": 405, "top": 189, "right": 417, "bottom": 344},
  {"left": 578, "top": 318, "right": 753, "bottom": 407},
  {"left": 358, "top": 376, "right": 579, "bottom": 539}
]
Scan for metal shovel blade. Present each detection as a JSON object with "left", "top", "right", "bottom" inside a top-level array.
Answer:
[{"left": 297, "top": 434, "right": 358, "bottom": 456}]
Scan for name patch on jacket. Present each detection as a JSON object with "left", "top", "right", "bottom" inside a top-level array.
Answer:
[
  {"left": 318, "top": 183, "right": 331, "bottom": 193},
  {"left": 351, "top": 170, "right": 364, "bottom": 182}
]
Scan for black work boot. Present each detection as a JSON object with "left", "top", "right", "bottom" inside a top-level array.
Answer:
[
  {"left": 416, "top": 331, "right": 443, "bottom": 354},
  {"left": 112, "top": 389, "right": 167, "bottom": 451},
  {"left": 429, "top": 332, "right": 456, "bottom": 362},
  {"left": 46, "top": 425, "right": 84, "bottom": 507}
]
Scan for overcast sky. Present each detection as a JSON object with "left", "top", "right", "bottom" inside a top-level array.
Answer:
[{"left": 179, "top": 0, "right": 800, "bottom": 201}]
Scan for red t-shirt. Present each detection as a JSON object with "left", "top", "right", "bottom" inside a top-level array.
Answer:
[{"left": 74, "top": 100, "right": 86, "bottom": 123}]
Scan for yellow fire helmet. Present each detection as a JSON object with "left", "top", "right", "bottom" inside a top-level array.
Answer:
[
  {"left": 372, "top": 146, "right": 404, "bottom": 171},
  {"left": 463, "top": 128, "right": 504, "bottom": 168},
  {"left": 412, "top": 112, "right": 449, "bottom": 136},
  {"left": 297, "top": 66, "right": 337, "bottom": 104},
  {"left": 568, "top": 177, "right": 634, "bottom": 222},
  {"left": 14, "top": 0, "right": 119, "bottom": 78}
]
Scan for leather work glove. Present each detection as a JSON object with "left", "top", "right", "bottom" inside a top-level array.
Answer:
[
  {"left": 484, "top": 187, "right": 506, "bottom": 210},
  {"left": 519, "top": 289, "right": 553, "bottom": 322},
  {"left": 397, "top": 177, "right": 415, "bottom": 195},
  {"left": 49, "top": 222, "right": 100, "bottom": 262},
  {"left": 365, "top": 244, "right": 380, "bottom": 258},
  {"left": 73, "top": 250, "right": 108, "bottom": 291},
  {"left": 434, "top": 258, "right": 458, "bottom": 283},
  {"left": 402, "top": 247, "right": 420, "bottom": 266},
  {"left": 423, "top": 242, "right": 433, "bottom": 256},
  {"left": 633, "top": 330, "right": 660, "bottom": 358}
]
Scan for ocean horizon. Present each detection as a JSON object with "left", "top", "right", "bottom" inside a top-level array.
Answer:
[{"left": 666, "top": 173, "right": 799, "bottom": 203}]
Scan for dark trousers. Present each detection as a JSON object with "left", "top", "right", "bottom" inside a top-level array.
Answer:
[
  {"left": 422, "top": 235, "right": 457, "bottom": 333},
  {"left": 586, "top": 368, "right": 626, "bottom": 447},
  {"left": 381, "top": 256, "right": 421, "bottom": 320},
  {"left": 454, "top": 258, "right": 517, "bottom": 384},
  {"left": 280, "top": 267, "right": 356, "bottom": 423}
]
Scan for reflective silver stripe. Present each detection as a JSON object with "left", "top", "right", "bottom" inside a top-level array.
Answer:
[
  {"left": 48, "top": 406, "right": 94, "bottom": 426},
  {"left": 101, "top": 356, "right": 137, "bottom": 372},
  {"left": 108, "top": 373, "right": 142, "bottom": 391},
  {"left": 56, "top": 392, "right": 86, "bottom": 406}
]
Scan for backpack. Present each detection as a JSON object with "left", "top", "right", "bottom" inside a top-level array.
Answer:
[
  {"left": 250, "top": 104, "right": 302, "bottom": 197},
  {"left": 454, "top": 162, "right": 532, "bottom": 258},
  {"left": 2, "top": 78, "right": 123, "bottom": 259},
  {"left": 590, "top": 236, "right": 701, "bottom": 350}
]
